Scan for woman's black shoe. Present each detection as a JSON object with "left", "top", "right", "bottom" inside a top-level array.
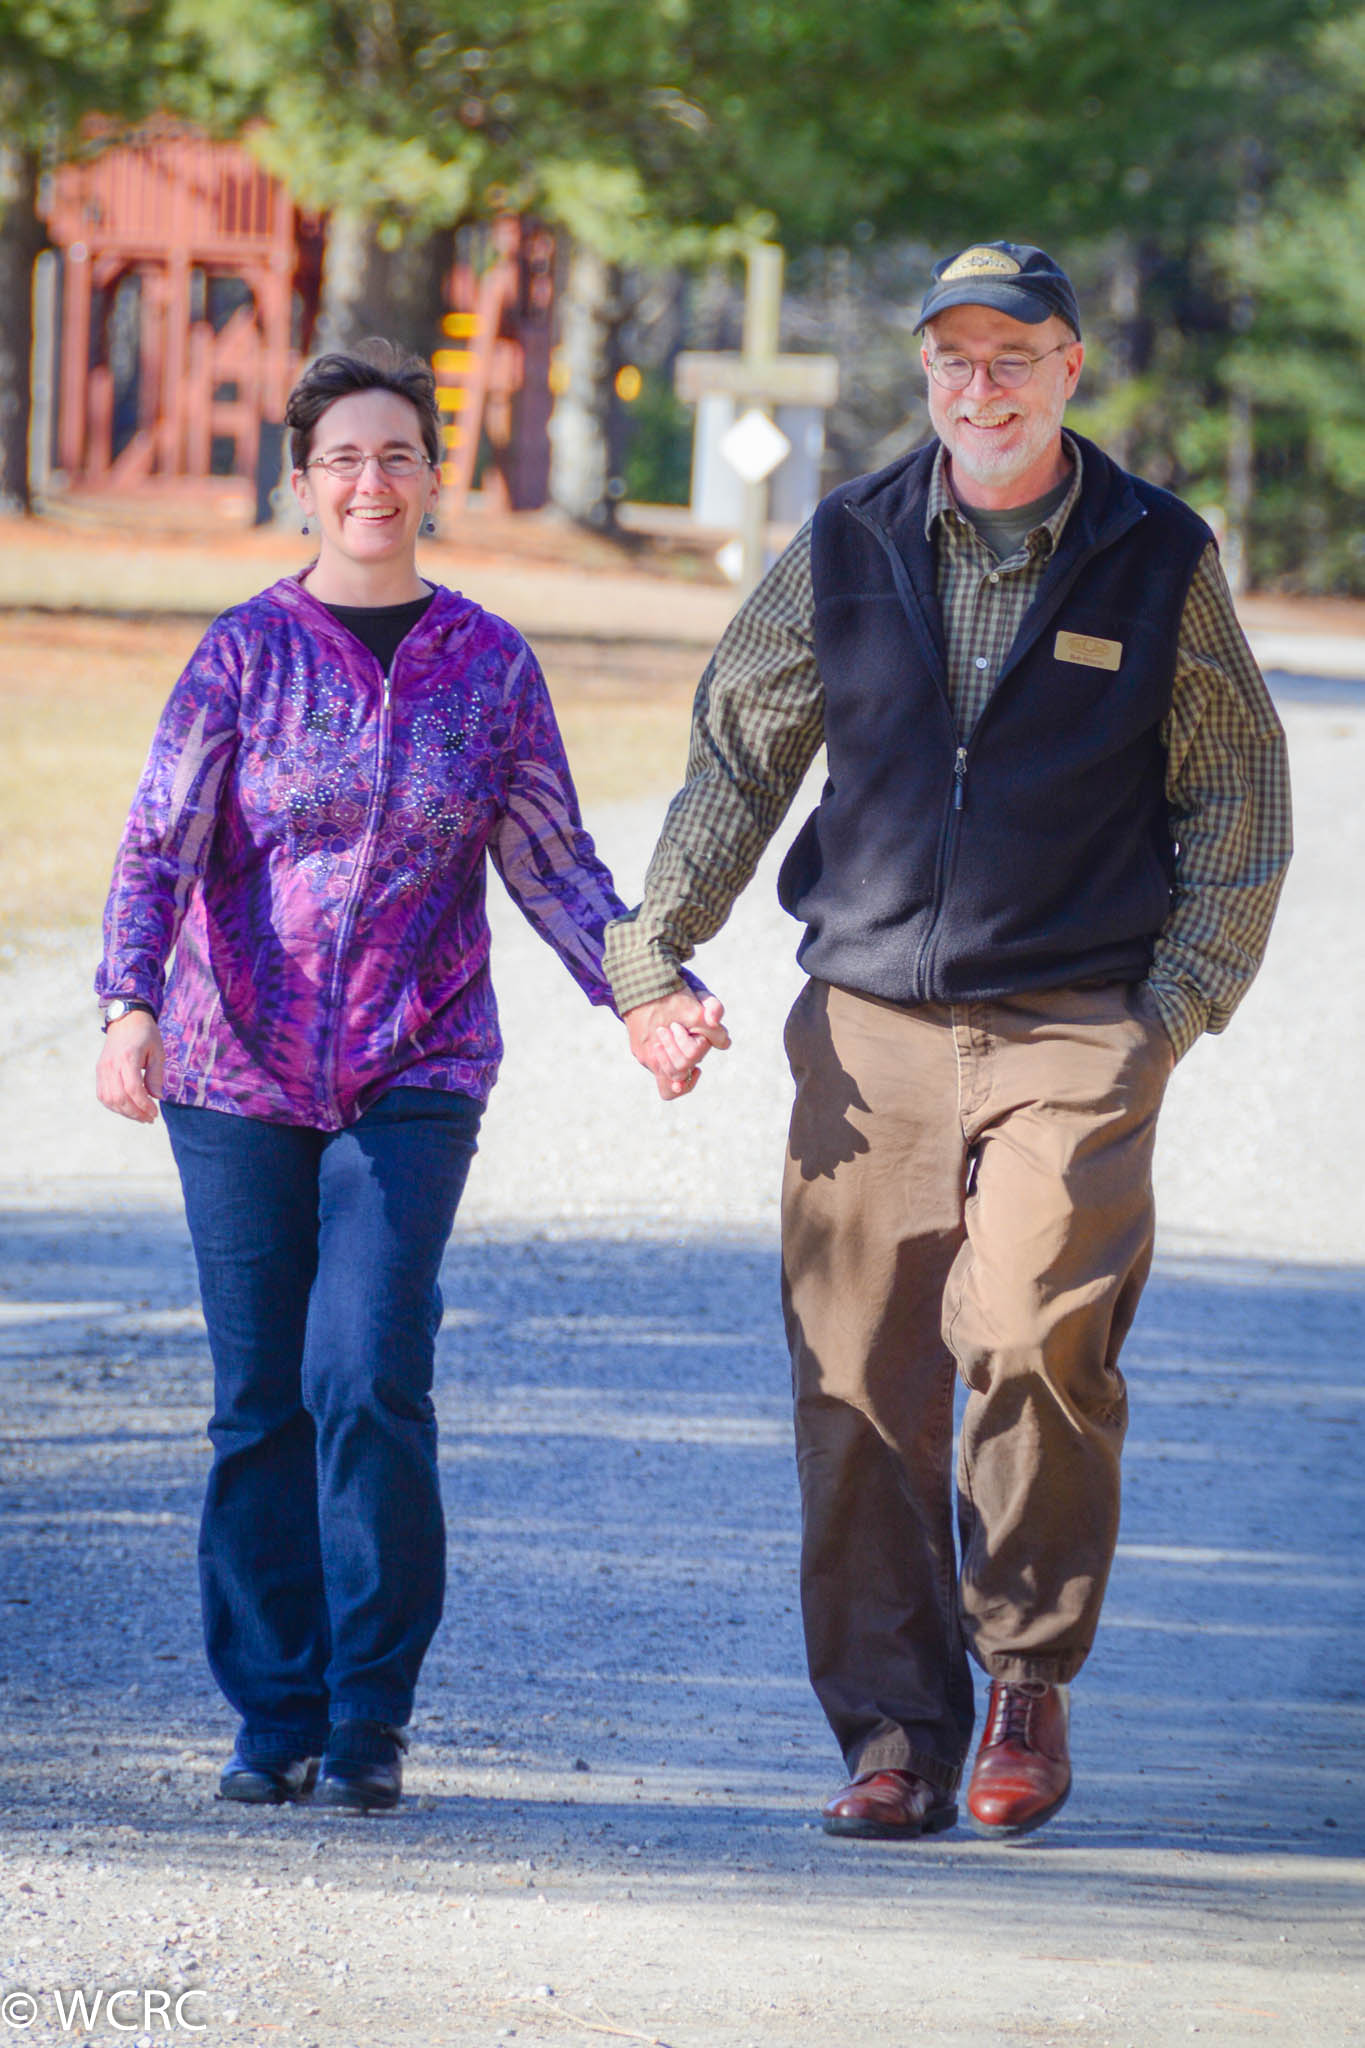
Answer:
[
  {"left": 315, "top": 1720, "right": 408, "bottom": 1812},
  {"left": 218, "top": 1747, "right": 318, "bottom": 1804}
]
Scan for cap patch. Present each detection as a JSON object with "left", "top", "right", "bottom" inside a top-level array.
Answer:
[{"left": 941, "top": 247, "right": 1023, "bottom": 280}]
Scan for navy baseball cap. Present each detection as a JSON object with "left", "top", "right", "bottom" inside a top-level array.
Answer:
[{"left": 913, "top": 242, "right": 1081, "bottom": 337}]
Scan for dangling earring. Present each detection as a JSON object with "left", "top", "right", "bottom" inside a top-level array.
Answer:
[
  {"left": 423, "top": 516, "right": 437, "bottom": 534},
  {"left": 301, "top": 521, "right": 310, "bottom": 536}
]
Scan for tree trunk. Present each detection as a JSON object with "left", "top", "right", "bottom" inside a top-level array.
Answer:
[
  {"left": 1223, "top": 387, "right": 1253, "bottom": 597},
  {"left": 548, "top": 238, "right": 623, "bottom": 528},
  {"left": 0, "top": 143, "right": 44, "bottom": 515},
  {"left": 1223, "top": 146, "right": 1262, "bottom": 598},
  {"left": 314, "top": 212, "right": 450, "bottom": 361},
  {"left": 1106, "top": 239, "right": 1141, "bottom": 472}
]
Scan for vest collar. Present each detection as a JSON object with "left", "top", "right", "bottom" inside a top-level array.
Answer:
[
  {"left": 845, "top": 429, "right": 1146, "bottom": 562},
  {"left": 839, "top": 430, "right": 1149, "bottom": 685}
]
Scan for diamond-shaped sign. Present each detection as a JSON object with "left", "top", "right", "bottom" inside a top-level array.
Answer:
[
  {"left": 714, "top": 539, "right": 745, "bottom": 584},
  {"left": 719, "top": 408, "right": 791, "bottom": 485}
]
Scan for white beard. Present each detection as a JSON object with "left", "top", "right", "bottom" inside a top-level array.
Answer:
[{"left": 938, "top": 401, "right": 1065, "bottom": 493}]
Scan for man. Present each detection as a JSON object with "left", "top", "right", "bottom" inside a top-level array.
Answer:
[{"left": 608, "top": 242, "right": 1291, "bottom": 1840}]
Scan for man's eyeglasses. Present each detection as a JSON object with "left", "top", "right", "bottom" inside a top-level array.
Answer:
[
  {"left": 306, "top": 448, "right": 432, "bottom": 479},
  {"left": 926, "top": 341, "right": 1071, "bottom": 392}
]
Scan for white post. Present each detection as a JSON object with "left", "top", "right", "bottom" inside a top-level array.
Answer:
[
  {"left": 738, "top": 244, "right": 784, "bottom": 597},
  {"left": 29, "top": 249, "right": 59, "bottom": 499}
]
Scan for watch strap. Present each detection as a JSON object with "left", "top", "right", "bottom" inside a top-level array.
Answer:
[{"left": 101, "top": 998, "right": 157, "bottom": 1032}]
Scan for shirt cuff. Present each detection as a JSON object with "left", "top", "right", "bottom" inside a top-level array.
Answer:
[
  {"left": 603, "top": 913, "right": 694, "bottom": 1013},
  {"left": 1142, "top": 977, "right": 1208, "bottom": 1061},
  {"left": 94, "top": 971, "right": 164, "bottom": 1011}
]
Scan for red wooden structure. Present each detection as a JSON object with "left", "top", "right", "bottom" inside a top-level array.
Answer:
[
  {"left": 435, "top": 216, "right": 556, "bottom": 513},
  {"left": 41, "top": 128, "right": 324, "bottom": 487}
]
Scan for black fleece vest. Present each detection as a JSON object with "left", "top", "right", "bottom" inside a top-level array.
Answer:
[{"left": 777, "top": 433, "right": 1212, "bottom": 1005}]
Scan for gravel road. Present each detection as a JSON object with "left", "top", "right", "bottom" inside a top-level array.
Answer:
[{"left": 0, "top": 672, "right": 1361, "bottom": 2048}]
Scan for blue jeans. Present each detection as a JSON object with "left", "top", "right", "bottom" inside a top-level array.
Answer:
[{"left": 163, "top": 1086, "right": 482, "bottom": 1750}]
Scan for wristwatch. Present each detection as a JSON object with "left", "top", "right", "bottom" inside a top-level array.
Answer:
[{"left": 100, "top": 998, "right": 157, "bottom": 1032}]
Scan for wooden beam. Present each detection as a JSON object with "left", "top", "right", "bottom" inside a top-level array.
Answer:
[{"left": 674, "top": 352, "right": 839, "bottom": 407}]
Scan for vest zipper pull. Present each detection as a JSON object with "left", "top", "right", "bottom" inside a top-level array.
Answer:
[{"left": 953, "top": 747, "right": 967, "bottom": 811}]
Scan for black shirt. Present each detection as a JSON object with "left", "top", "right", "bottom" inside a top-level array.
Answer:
[{"left": 323, "top": 590, "right": 437, "bottom": 672}]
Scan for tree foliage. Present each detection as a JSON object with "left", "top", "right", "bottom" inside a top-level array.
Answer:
[
  {"left": 0, "top": 0, "right": 188, "bottom": 132},
  {"left": 1210, "top": 8, "right": 1365, "bottom": 585},
  {"left": 4, "top": 0, "right": 1364, "bottom": 576},
  {"left": 1035, "top": 0, "right": 1365, "bottom": 589},
  {"left": 176, "top": 0, "right": 1335, "bottom": 254}
]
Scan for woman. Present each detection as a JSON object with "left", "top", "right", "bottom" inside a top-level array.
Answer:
[{"left": 96, "top": 339, "right": 723, "bottom": 1812}]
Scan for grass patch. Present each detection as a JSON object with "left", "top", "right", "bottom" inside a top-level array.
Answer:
[
  {"left": 0, "top": 611, "right": 699, "bottom": 942},
  {"left": 535, "top": 634, "right": 699, "bottom": 811}
]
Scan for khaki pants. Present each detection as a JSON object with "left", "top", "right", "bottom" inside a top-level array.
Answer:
[{"left": 781, "top": 978, "right": 1173, "bottom": 1790}]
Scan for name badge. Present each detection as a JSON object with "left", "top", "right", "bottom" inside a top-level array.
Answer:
[{"left": 1055, "top": 630, "right": 1123, "bottom": 671}]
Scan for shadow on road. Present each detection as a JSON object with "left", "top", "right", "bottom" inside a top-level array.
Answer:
[
  {"left": 1, "top": 1207, "right": 1361, "bottom": 1883},
  {"left": 1266, "top": 668, "right": 1365, "bottom": 707}
]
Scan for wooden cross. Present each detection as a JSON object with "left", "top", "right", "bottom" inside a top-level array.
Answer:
[{"left": 675, "top": 244, "right": 839, "bottom": 594}]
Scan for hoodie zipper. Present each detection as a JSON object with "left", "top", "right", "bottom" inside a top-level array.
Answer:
[{"left": 322, "top": 658, "right": 395, "bottom": 1124}]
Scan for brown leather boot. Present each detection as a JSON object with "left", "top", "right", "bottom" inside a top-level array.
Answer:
[
  {"left": 966, "top": 1680, "right": 1071, "bottom": 1838},
  {"left": 821, "top": 1768, "right": 958, "bottom": 1839}
]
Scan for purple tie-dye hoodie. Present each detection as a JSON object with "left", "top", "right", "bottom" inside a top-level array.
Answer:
[{"left": 97, "top": 575, "right": 629, "bottom": 1129}]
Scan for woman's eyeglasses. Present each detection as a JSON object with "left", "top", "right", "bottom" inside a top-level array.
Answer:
[{"left": 306, "top": 449, "right": 432, "bottom": 479}]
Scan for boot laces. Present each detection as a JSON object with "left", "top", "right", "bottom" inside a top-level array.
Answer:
[{"left": 987, "top": 1681, "right": 1046, "bottom": 1748}]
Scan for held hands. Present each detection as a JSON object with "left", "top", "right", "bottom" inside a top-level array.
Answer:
[
  {"left": 95, "top": 1012, "right": 165, "bottom": 1124},
  {"left": 624, "top": 992, "right": 730, "bottom": 1100}
]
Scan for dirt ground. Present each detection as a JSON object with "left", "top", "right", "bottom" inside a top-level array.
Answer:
[{"left": 0, "top": 507, "right": 1362, "bottom": 2048}]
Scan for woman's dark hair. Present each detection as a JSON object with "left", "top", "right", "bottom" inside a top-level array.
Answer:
[{"left": 285, "top": 338, "right": 442, "bottom": 470}]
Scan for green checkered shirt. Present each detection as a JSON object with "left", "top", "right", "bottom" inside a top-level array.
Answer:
[{"left": 604, "top": 437, "right": 1292, "bottom": 1058}]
